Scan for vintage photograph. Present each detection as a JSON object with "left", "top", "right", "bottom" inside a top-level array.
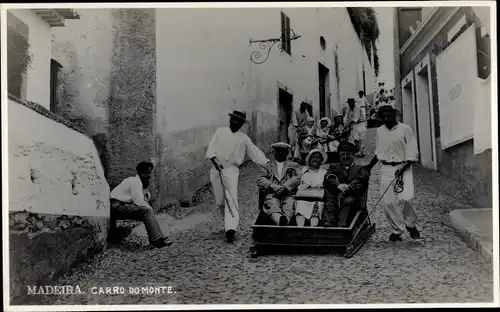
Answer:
[{"left": 2, "top": 1, "right": 496, "bottom": 309}]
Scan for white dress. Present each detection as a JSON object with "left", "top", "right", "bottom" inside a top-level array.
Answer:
[{"left": 295, "top": 167, "right": 327, "bottom": 220}]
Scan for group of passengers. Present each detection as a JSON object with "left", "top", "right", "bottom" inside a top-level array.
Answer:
[
  {"left": 258, "top": 140, "right": 369, "bottom": 228},
  {"left": 289, "top": 102, "right": 350, "bottom": 159}
]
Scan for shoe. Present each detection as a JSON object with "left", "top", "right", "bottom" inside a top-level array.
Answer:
[
  {"left": 406, "top": 226, "right": 421, "bottom": 239},
  {"left": 151, "top": 237, "right": 172, "bottom": 248},
  {"left": 389, "top": 233, "right": 402, "bottom": 242},
  {"left": 279, "top": 216, "right": 288, "bottom": 226},
  {"left": 225, "top": 229, "right": 236, "bottom": 243}
]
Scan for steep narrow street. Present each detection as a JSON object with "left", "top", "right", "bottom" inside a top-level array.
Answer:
[{"left": 43, "top": 129, "right": 493, "bottom": 305}]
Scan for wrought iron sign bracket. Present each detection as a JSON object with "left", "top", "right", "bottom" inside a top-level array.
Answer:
[{"left": 249, "top": 28, "right": 302, "bottom": 64}]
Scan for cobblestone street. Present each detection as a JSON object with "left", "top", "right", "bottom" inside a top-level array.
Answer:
[{"left": 43, "top": 129, "right": 493, "bottom": 305}]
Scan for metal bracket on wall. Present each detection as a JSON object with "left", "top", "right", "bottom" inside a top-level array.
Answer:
[{"left": 249, "top": 28, "right": 302, "bottom": 65}]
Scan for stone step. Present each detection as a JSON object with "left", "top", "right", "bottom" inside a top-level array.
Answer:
[{"left": 449, "top": 208, "right": 493, "bottom": 262}]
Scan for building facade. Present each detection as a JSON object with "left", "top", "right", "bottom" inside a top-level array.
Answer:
[
  {"left": 6, "top": 9, "right": 110, "bottom": 304},
  {"left": 394, "top": 6, "right": 492, "bottom": 207},
  {"left": 6, "top": 7, "right": 377, "bottom": 303},
  {"left": 154, "top": 7, "right": 377, "bottom": 205},
  {"left": 48, "top": 7, "right": 378, "bottom": 208}
]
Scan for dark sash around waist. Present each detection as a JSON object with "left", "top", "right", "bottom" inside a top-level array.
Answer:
[{"left": 381, "top": 160, "right": 403, "bottom": 166}]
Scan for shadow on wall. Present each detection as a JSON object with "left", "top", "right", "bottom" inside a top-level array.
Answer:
[
  {"left": 107, "top": 8, "right": 156, "bottom": 191},
  {"left": 54, "top": 41, "right": 110, "bottom": 178},
  {"left": 54, "top": 41, "right": 83, "bottom": 125}
]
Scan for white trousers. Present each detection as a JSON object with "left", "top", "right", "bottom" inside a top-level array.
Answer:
[
  {"left": 380, "top": 164, "right": 418, "bottom": 235},
  {"left": 210, "top": 166, "right": 240, "bottom": 232},
  {"left": 352, "top": 121, "right": 367, "bottom": 151}
]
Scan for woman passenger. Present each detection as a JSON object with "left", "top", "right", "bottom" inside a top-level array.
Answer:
[{"left": 295, "top": 149, "right": 328, "bottom": 227}]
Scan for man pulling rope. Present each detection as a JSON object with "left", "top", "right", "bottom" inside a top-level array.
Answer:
[{"left": 365, "top": 104, "right": 422, "bottom": 242}]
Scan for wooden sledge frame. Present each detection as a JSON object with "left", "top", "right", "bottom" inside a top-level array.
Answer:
[{"left": 249, "top": 189, "right": 376, "bottom": 259}]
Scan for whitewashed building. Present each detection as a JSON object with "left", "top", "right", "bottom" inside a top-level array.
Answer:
[
  {"left": 8, "top": 6, "right": 378, "bottom": 217},
  {"left": 6, "top": 7, "right": 377, "bottom": 303},
  {"left": 155, "top": 7, "right": 377, "bottom": 203},
  {"left": 6, "top": 8, "right": 110, "bottom": 304}
]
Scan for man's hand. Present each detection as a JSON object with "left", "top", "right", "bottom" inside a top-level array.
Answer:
[
  {"left": 211, "top": 157, "right": 223, "bottom": 171},
  {"left": 337, "top": 183, "right": 350, "bottom": 193},
  {"left": 395, "top": 161, "right": 414, "bottom": 177},
  {"left": 358, "top": 167, "right": 370, "bottom": 179},
  {"left": 276, "top": 186, "right": 288, "bottom": 197},
  {"left": 394, "top": 168, "right": 404, "bottom": 177},
  {"left": 271, "top": 184, "right": 282, "bottom": 193},
  {"left": 349, "top": 181, "right": 362, "bottom": 190}
]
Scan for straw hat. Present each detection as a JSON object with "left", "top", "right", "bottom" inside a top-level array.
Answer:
[
  {"left": 228, "top": 110, "right": 247, "bottom": 122},
  {"left": 271, "top": 142, "right": 291, "bottom": 150},
  {"left": 305, "top": 148, "right": 328, "bottom": 166}
]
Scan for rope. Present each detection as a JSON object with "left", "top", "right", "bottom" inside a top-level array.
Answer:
[
  {"left": 347, "top": 172, "right": 401, "bottom": 246},
  {"left": 394, "top": 173, "right": 405, "bottom": 194}
]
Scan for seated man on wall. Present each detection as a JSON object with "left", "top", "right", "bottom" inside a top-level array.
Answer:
[
  {"left": 257, "top": 142, "right": 301, "bottom": 226},
  {"left": 110, "top": 161, "right": 172, "bottom": 248},
  {"left": 322, "top": 142, "right": 370, "bottom": 227}
]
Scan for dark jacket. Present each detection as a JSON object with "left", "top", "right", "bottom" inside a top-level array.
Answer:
[{"left": 323, "top": 163, "right": 369, "bottom": 199}]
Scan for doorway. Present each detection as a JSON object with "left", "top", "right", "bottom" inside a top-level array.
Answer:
[
  {"left": 401, "top": 71, "right": 421, "bottom": 159},
  {"left": 278, "top": 88, "right": 293, "bottom": 143},
  {"left": 414, "top": 56, "right": 437, "bottom": 170},
  {"left": 318, "top": 63, "right": 330, "bottom": 118},
  {"left": 50, "top": 59, "right": 62, "bottom": 113}
]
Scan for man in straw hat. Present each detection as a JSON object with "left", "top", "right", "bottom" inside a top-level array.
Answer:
[
  {"left": 290, "top": 101, "right": 312, "bottom": 160},
  {"left": 323, "top": 141, "right": 370, "bottom": 227},
  {"left": 366, "top": 104, "right": 421, "bottom": 242},
  {"left": 356, "top": 90, "right": 369, "bottom": 156},
  {"left": 257, "top": 142, "right": 301, "bottom": 226},
  {"left": 206, "top": 110, "right": 269, "bottom": 243},
  {"left": 344, "top": 97, "right": 367, "bottom": 157}
]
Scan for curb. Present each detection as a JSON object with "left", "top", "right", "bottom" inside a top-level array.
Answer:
[{"left": 449, "top": 208, "right": 493, "bottom": 262}]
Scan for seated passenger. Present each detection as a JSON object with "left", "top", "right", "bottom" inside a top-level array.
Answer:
[
  {"left": 322, "top": 142, "right": 370, "bottom": 227},
  {"left": 329, "top": 114, "right": 348, "bottom": 151},
  {"left": 295, "top": 149, "right": 328, "bottom": 227},
  {"left": 298, "top": 117, "right": 317, "bottom": 153},
  {"left": 317, "top": 117, "right": 336, "bottom": 152},
  {"left": 257, "top": 142, "right": 301, "bottom": 226}
]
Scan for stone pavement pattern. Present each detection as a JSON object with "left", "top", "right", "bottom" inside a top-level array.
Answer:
[{"left": 41, "top": 129, "right": 493, "bottom": 305}]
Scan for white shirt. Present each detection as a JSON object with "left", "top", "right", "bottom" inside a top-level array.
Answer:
[
  {"left": 375, "top": 122, "right": 419, "bottom": 163},
  {"left": 276, "top": 161, "right": 284, "bottom": 180},
  {"left": 110, "top": 175, "right": 152, "bottom": 208},
  {"left": 299, "top": 167, "right": 327, "bottom": 189},
  {"left": 206, "top": 127, "right": 269, "bottom": 168},
  {"left": 356, "top": 98, "right": 367, "bottom": 122}
]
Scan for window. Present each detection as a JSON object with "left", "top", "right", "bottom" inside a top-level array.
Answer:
[
  {"left": 7, "top": 12, "right": 30, "bottom": 100},
  {"left": 398, "top": 8, "right": 423, "bottom": 48},
  {"left": 320, "top": 36, "right": 326, "bottom": 50},
  {"left": 281, "top": 11, "right": 291, "bottom": 55},
  {"left": 50, "top": 59, "right": 63, "bottom": 113}
]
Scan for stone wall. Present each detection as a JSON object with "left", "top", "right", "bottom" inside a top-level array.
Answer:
[
  {"left": 436, "top": 139, "right": 492, "bottom": 208},
  {"left": 51, "top": 9, "right": 116, "bottom": 179},
  {"left": 108, "top": 9, "right": 157, "bottom": 192},
  {"left": 8, "top": 98, "right": 110, "bottom": 304}
]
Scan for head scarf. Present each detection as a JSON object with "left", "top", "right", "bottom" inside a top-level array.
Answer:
[
  {"left": 305, "top": 116, "right": 315, "bottom": 134},
  {"left": 317, "top": 117, "right": 332, "bottom": 137}
]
